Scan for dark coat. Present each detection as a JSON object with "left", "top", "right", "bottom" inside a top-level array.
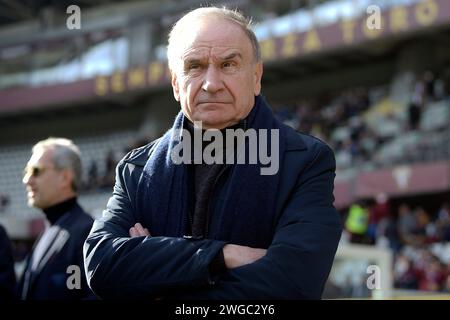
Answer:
[
  {"left": 84, "top": 124, "right": 342, "bottom": 299},
  {"left": 0, "top": 225, "right": 16, "bottom": 300},
  {"left": 19, "top": 203, "right": 94, "bottom": 300}
]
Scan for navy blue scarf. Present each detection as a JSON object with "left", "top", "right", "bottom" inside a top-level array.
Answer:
[{"left": 137, "top": 95, "right": 286, "bottom": 248}]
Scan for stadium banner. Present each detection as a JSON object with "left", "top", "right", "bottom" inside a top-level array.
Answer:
[
  {"left": 259, "top": 0, "right": 450, "bottom": 62},
  {"left": 354, "top": 161, "right": 450, "bottom": 198},
  {"left": 1, "top": 0, "right": 450, "bottom": 112},
  {"left": 0, "top": 79, "right": 95, "bottom": 114},
  {"left": 0, "top": 62, "right": 172, "bottom": 113},
  {"left": 90, "top": 0, "right": 450, "bottom": 98}
]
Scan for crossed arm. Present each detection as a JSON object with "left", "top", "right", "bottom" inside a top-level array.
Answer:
[
  {"left": 129, "top": 223, "right": 267, "bottom": 269},
  {"left": 84, "top": 160, "right": 270, "bottom": 299},
  {"left": 84, "top": 143, "right": 341, "bottom": 299}
]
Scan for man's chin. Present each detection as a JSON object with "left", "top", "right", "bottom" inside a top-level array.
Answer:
[
  {"left": 193, "top": 116, "right": 237, "bottom": 130},
  {"left": 28, "top": 198, "right": 42, "bottom": 209}
]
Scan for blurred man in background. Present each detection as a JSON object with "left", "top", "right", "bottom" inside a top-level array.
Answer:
[
  {"left": 0, "top": 224, "right": 16, "bottom": 300},
  {"left": 84, "top": 7, "right": 342, "bottom": 299},
  {"left": 19, "top": 138, "right": 94, "bottom": 300}
]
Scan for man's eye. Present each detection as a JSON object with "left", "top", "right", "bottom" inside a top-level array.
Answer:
[
  {"left": 222, "top": 61, "right": 235, "bottom": 68},
  {"left": 188, "top": 64, "right": 200, "bottom": 70}
]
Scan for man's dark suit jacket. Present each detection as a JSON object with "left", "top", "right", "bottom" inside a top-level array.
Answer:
[
  {"left": 19, "top": 203, "right": 94, "bottom": 300},
  {"left": 0, "top": 225, "right": 16, "bottom": 300},
  {"left": 85, "top": 121, "right": 343, "bottom": 299}
]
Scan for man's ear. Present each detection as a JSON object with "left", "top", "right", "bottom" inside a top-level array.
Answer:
[
  {"left": 171, "top": 70, "right": 180, "bottom": 102},
  {"left": 253, "top": 61, "right": 263, "bottom": 96},
  {"left": 60, "top": 169, "right": 74, "bottom": 191}
]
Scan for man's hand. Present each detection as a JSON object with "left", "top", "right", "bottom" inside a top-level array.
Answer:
[
  {"left": 223, "top": 244, "right": 267, "bottom": 269},
  {"left": 129, "top": 223, "right": 150, "bottom": 238}
]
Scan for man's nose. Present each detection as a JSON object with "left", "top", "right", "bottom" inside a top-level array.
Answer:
[
  {"left": 23, "top": 172, "right": 32, "bottom": 185},
  {"left": 201, "top": 66, "right": 224, "bottom": 93}
]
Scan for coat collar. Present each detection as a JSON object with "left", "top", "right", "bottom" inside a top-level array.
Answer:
[
  {"left": 283, "top": 124, "right": 307, "bottom": 151},
  {"left": 126, "top": 124, "right": 308, "bottom": 167}
]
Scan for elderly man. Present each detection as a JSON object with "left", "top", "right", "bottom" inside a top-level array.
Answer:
[
  {"left": 84, "top": 7, "right": 341, "bottom": 299},
  {"left": 20, "top": 138, "right": 94, "bottom": 300}
]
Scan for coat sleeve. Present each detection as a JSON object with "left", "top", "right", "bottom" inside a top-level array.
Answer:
[
  {"left": 83, "top": 159, "right": 226, "bottom": 299},
  {"left": 180, "top": 143, "right": 343, "bottom": 299},
  {"left": 76, "top": 222, "right": 97, "bottom": 300},
  {"left": 0, "top": 226, "right": 16, "bottom": 300}
]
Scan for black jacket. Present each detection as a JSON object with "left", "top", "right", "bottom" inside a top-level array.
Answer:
[
  {"left": 0, "top": 225, "right": 16, "bottom": 300},
  {"left": 84, "top": 125, "right": 342, "bottom": 299},
  {"left": 19, "top": 203, "right": 94, "bottom": 300}
]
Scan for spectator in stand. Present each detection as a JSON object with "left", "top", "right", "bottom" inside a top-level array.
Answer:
[
  {"left": 296, "top": 101, "right": 313, "bottom": 133},
  {"left": 394, "top": 252, "right": 418, "bottom": 290},
  {"left": 423, "top": 71, "right": 436, "bottom": 102},
  {"left": 367, "top": 193, "right": 390, "bottom": 244},
  {"left": 443, "top": 274, "right": 450, "bottom": 293},
  {"left": 411, "top": 207, "right": 428, "bottom": 245},
  {"left": 348, "top": 116, "right": 364, "bottom": 163},
  {"left": 415, "top": 253, "right": 446, "bottom": 292},
  {"left": 436, "top": 202, "right": 450, "bottom": 241},
  {"left": 443, "top": 69, "right": 450, "bottom": 99},
  {"left": 343, "top": 91, "right": 359, "bottom": 118},
  {"left": 378, "top": 210, "right": 402, "bottom": 252},
  {"left": 414, "top": 207, "right": 439, "bottom": 244},
  {"left": 345, "top": 201, "right": 370, "bottom": 244},
  {"left": 86, "top": 160, "right": 99, "bottom": 191},
  {"left": 432, "top": 72, "right": 446, "bottom": 101},
  {"left": 409, "top": 73, "right": 426, "bottom": 131},
  {"left": 412, "top": 74, "right": 426, "bottom": 107},
  {"left": 373, "top": 193, "right": 390, "bottom": 223},
  {"left": 408, "top": 100, "right": 421, "bottom": 131},
  {"left": 397, "top": 203, "right": 417, "bottom": 246},
  {"left": 100, "top": 150, "right": 116, "bottom": 190}
]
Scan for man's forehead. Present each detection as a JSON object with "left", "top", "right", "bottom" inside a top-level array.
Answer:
[
  {"left": 28, "top": 148, "right": 52, "bottom": 166},
  {"left": 182, "top": 46, "right": 243, "bottom": 60},
  {"left": 177, "top": 18, "right": 251, "bottom": 55}
]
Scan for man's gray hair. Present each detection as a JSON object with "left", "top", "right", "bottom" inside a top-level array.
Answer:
[
  {"left": 167, "top": 7, "right": 261, "bottom": 71},
  {"left": 32, "top": 137, "right": 82, "bottom": 192}
]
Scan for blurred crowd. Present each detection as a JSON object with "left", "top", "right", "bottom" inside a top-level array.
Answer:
[
  {"left": 344, "top": 199, "right": 450, "bottom": 247},
  {"left": 272, "top": 69, "right": 450, "bottom": 294},
  {"left": 343, "top": 196, "right": 450, "bottom": 293},
  {"left": 80, "top": 137, "right": 153, "bottom": 194},
  {"left": 81, "top": 150, "right": 117, "bottom": 193},
  {"left": 273, "top": 69, "right": 450, "bottom": 171}
]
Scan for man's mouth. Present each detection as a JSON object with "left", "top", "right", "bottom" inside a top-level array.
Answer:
[
  {"left": 197, "top": 101, "right": 231, "bottom": 108},
  {"left": 198, "top": 101, "right": 228, "bottom": 104}
]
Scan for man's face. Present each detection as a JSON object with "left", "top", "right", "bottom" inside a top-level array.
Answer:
[
  {"left": 22, "top": 148, "right": 66, "bottom": 210},
  {"left": 170, "top": 17, "right": 263, "bottom": 129}
]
